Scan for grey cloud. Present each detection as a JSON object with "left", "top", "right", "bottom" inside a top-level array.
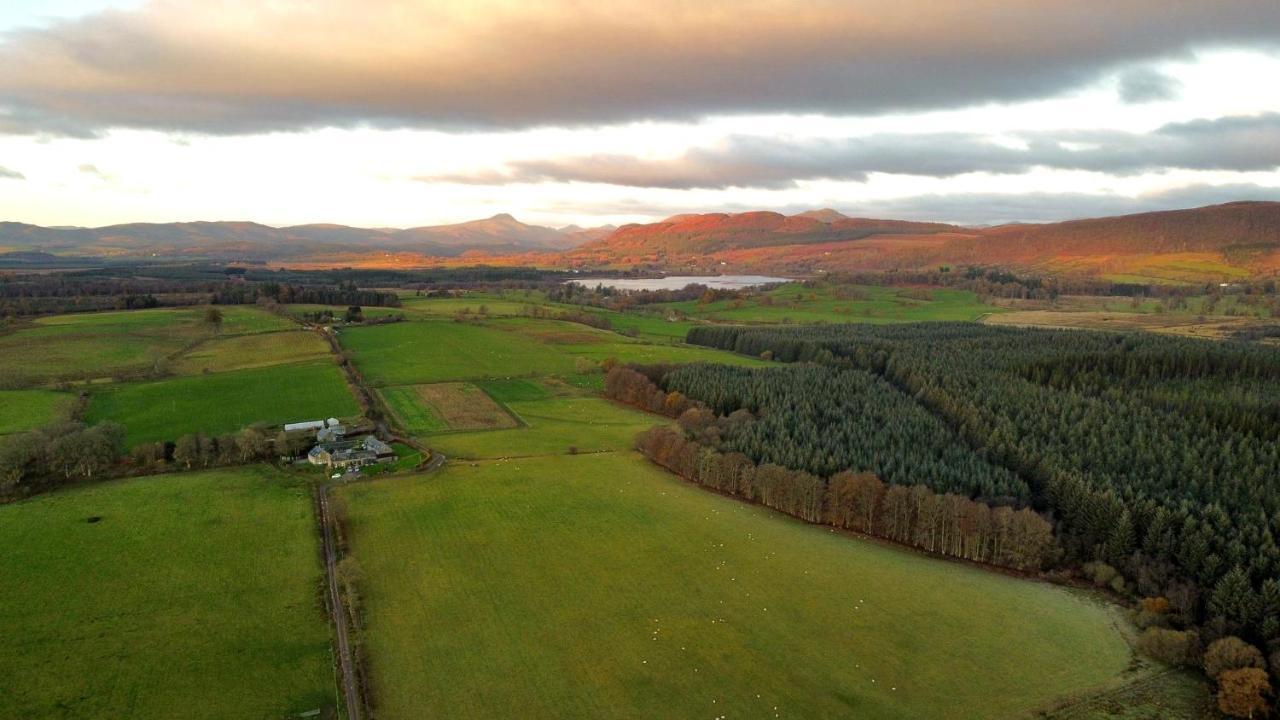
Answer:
[
  {"left": 0, "top": 1, "right": 1279, "bottom": 134},
  {"left": 0, "top": 165, "right": 23, "bottom": 180},
  {"left": 1117, "top": 67, "right": 1183, "bottom": 103},
  {"left": 434, "top": 114, "right": 1280, "bottom": 189}
]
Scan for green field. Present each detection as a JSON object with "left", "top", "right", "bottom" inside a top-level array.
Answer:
[
  {"left": 427, "top": 386, "right": 669, "bottom": 459},
  {"left": 85, "top": 360, "right": 360, "bottom": 445},
  {"left": 0, "top": 466, "right": 335, "bottom": 719},
  {"left": 340, "top": 317, "right": 764, "bottom": 387},
  {"left": 171, "top": 330, "right": 331, "bottom": 375},
  {"left": 0, "top": 389, "right": 76, "bottom": 434},
  {"left": 338, "top": 452, "right": 1133, "bottom": 719},
  {"left": 654, "top": 284, "right": 996, "bottom": 324},
  {"left": 0, "top": 307, "right": 296, "bottom": 386}
]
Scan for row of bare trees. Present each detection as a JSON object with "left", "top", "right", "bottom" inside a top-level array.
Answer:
[{"left": 635, "top": 424, "right": 1054, "bottom": 572}]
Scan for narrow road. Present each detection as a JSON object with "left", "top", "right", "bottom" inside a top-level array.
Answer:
[
  {"left": 316, "top": 484, "right": 362, "bottom": 720},
  {"left": 316, "top": 450, "right": 447, "bottom": 720}
]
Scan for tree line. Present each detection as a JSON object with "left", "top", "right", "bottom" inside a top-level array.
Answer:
[
  {"left": 0, "top": 270, "right": 401, "bottom": 318},
  {"left": 606, "top": 365, "right": 1053, "bottom": 571},
  {"left": 1, "top": 419, "right": 316, "bottom": 501}
]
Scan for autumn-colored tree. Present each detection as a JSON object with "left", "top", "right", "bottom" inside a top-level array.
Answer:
[
  {"left": 1205, "top": 637, "right": 1267, "bottom": 680},
  {"left": 1217, "top": 667, "right": 1272, "bottom": 719}
]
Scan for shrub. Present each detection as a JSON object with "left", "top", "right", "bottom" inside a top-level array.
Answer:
[
  {"left": 1137, "top": 627, "right": 1201, "bottom": 667},
  {"left": 1083, "top": 561, "right": 1118, "bottom": 587},
  {"left": 1140, "top": 596, "right": 1172, "bottom": 615},
  {"left": 1205, "top": 637, "right": 1267, "bottom": 680}
]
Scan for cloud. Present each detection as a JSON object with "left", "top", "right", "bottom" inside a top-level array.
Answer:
[
  {"left": 430, "top": 113, "right": 1280, "bottom": 189},
  {"left": 1117, "top": 67, "right": 1182, "bottom": 103},
  {"left": 0, "top": 165, "right": 23, "bottom": 180},
  {"left": 78, "top": 163, "right": 109, "bottom": 180},
  {"left": 1, "top": 0, "right": 1279, "bottom": 134}
]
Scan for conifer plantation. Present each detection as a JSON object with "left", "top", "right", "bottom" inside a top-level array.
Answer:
[{"left": 681, "top": 323, "right": 1280, "bottom": 643}]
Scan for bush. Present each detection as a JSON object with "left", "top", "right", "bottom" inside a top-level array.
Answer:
[
  {"left": 1140, "top": 596, "right": 1172, "bottom": 615},
  {"left": 1134, "top": 609, "right": 1171, "bottom": 630},
  {"left": 1137, "top": 627, "right": 1201, "bottom": 667},
  {"left": 1205, "top": 637, "right": 1267, "bottom": 680},
  {"left": 1083, "top": 561, "right": 1118, "bottom": 587}
]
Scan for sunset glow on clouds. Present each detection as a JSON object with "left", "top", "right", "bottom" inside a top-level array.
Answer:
[{"left": 0, "top": 0, "right": 1278, "bottom": 227}]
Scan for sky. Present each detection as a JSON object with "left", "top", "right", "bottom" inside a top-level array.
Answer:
[{"left": 0, "top": 0, "right": 1278, "bottom": 229}]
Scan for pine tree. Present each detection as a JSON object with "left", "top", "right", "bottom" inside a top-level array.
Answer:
[{"left": 1211, "top": 567, "right": 1260, "bottom": 632}]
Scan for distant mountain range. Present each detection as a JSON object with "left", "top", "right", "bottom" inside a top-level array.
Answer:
[
  {"left": 568, "top": 202, "right": 1280, "bottom": 283},
  {"left": 2, "top": 202, "right": 1277, "bottom": 282},
  {"left": 0, "top": 214, "right": 612, "bottom": 262}
]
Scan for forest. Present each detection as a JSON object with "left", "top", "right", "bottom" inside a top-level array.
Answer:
[
  {"left": 684, "top": 323, "right": 1280, "bottom": 645},
  {"left": 606, "top": 365, "right": 1053, "bottom": 571},
  {"left": 0, "top": 270, "right": 401, "bottom": 316}
]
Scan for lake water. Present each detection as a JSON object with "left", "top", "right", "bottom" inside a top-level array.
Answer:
[{"left": 569, "top": 275, "right": 791, "bottom": 291}]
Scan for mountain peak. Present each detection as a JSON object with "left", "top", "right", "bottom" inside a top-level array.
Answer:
[
  {"left": 795, "top": 208, "right": 848, "bottom": 223},
  {"left": 488, "top": 213, "right": 518, "bottom": 223}
]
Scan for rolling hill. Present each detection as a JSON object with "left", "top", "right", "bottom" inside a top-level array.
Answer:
[
  {"left": 3, "top": 202, "right": 1277, "bottom": 282},
  {"left": 0, "top": 214, "right": 603, "bottom": 262},
  {"left": 568, "top": 202, "right": 1280, "bottom": 282}
]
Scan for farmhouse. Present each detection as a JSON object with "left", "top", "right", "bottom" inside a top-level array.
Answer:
[{"left": 308, "top": 435, "right": 395, "bottom": 470}]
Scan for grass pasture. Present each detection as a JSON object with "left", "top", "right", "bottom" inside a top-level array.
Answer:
[
  {"left": 380, "top": 382, "right": 517, "bottom": 435},
  {"left": 170, "top": 330, "right": 330, "bottom": 375},
  {"left": 85, "top": 360, "right": 359, "bottom": 445},
  {"left": 983, "top": 310, "right": 1265, "bottom": 339},
  {"left": 0, "top": 466, "right": 335, "bottom": 719},
  {"left": 339, "top": 452, "right": 1134, "bottom": 719},
  {"left": 339, "top": 317, "right": 764, "bottom": 387},
  {"left": 0, "top": 306, "right": 295, "bottom": 386},
  {"left": 0, "top": 389, "right": 76, "bottom": 434}
]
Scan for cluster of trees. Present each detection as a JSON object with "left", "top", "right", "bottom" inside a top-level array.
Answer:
[
  {"left": 0, "top": 416, "right": 321, "bottom": 502},
  {"left": 686, "top": 323, "right": 1280, "bottom": 646},
  {"left": 248, "top": 282, "right": 400, "bottom": 308},
  {"left": 292, "top": 306, "right": 404, "bottom": 325},
  {"left": 636, "top": 425, "right": 1054, "bottom": 571},
  {"left": 135, "top": 426, "right": 313, "bottom": 471},
  {"left": 546, "top": 279, "right": 752, "bottom": 312},
  {"left": 659, "top": 363, "right": 1027, "bottom": 501},
  {"left": 0, "top": 421, "right": 125, "bottom": 498},
  {"left": 1138, "top": 628, "right": 1276, "bottom": 718},
  {"left": 519, "top": 303, "right": 617, "bottom": 331}
]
